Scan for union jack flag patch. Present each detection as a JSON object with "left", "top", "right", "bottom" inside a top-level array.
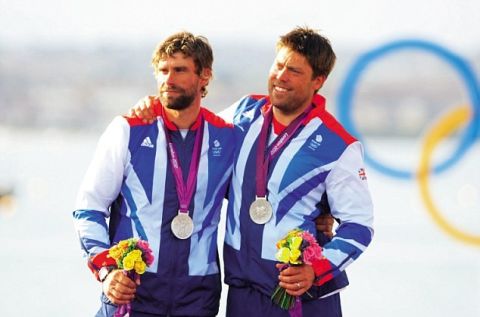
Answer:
[{"left": 358, "top": 168, "right": 367, "bottom": 180}]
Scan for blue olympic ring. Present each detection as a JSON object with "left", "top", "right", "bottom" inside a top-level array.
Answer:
[{"left": 337, "top": 39, "right": 480, "bottom": 179}]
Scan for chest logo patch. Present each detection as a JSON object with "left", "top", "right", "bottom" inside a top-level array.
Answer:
[
  {"left": 212, "top": 139, "right": 223, "bottom": 157},
  {"left": 141, "top": 136, "right": 154, "bottom": 148},
  {"left": 308, "top": 134, "right": 323, "bottom": 150}
]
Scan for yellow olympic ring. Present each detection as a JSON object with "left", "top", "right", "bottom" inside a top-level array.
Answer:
[{"left": 417, "top": 105, "right": 480, "bottom": 246}]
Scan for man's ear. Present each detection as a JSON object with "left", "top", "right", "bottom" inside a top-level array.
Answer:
[
  {"left": 199, "top": 68, "right": 212, "bottom": 98},
  {"left": 313, "top": 75, "right": 326, "bottom": 91},
  {"left": 200, "top": 68, "right": 212, "bottom": 83}
]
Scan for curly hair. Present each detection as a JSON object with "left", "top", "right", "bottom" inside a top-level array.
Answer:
[
  {"left": 152, "top": 31, "right": 213, "bottom": 76},
  {"left": 151, "top": 32, "right": 213, "bottom": 97}
]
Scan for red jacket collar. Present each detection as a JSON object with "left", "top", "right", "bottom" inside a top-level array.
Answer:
[
  {"left": 261, "top": 94, "right": 326, "bottom": 130},
  {"left": 158, "top": 102, "right": 203, "bottom": 131}
]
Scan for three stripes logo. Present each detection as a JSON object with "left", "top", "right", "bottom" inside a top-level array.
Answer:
[{"left": 141, "top": 137, "right": 154, "bottom": 148}]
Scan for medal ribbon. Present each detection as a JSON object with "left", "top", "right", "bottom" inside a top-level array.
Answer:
[
  {"left": 255, "top": 105, "right": 313, "bottom": 198},
  {"left": 164, "top": 114, "right": 204, "bottom": 214}
]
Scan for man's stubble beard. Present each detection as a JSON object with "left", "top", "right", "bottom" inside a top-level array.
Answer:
[
  {"left": 161, "top": 94, "right": 195, "bottom": 111},
  {"left": 159, "top": 85, "right": 197, "bottom": 111},
  {"left": 268, "top": 85, "right": 310, "bottom": 116}
]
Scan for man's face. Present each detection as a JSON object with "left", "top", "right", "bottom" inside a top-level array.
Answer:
[
  {"left": 268, "top": 47, "right": 324, "bottom": 115},
  {"left": 156, "top": 52, "right": 208, "bottom": 111}
]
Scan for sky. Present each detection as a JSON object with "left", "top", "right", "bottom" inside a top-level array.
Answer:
[{"left": 1, "top": 0, "right": 480, "bottom": 52}]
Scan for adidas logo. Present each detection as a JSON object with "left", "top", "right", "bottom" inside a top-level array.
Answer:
[{"left": 141, "top": 137, "right": 154, "bottom": 148}]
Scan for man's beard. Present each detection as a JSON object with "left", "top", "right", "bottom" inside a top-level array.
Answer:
[
  {"left": 268, "top": 83, "right": 310, "bottom": 116},
  {"left": 159, "top": 86, "right": 196, "bottom": 111}
]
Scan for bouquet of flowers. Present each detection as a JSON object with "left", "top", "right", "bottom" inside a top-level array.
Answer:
[
  {"left": 108, "top": 238, "right": 154, "bottom": 317},
  {"left": 271, "top": 228, "right": 323, "bottom": 314}
]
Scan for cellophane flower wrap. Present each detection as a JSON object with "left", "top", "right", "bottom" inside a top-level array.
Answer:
[
  {"left": 271, "top": 228, "right": 323, "bottom": 313},
  {"left": 108, "top": 238, "right": 154, "bottom": 317}
]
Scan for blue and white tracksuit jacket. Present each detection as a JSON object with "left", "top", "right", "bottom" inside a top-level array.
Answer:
[
  {"left": 73, "top": 107, "right": 234, "bottom": 316},
  {"left": 224, "top": 94, "right": 374, "bottom": 304}
]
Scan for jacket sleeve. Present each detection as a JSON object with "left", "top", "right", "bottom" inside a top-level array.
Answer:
[
  {"left": 311, "top": 141, "right": 374, "bottom": 285},
  {"left": 216, "top": 102, "right": 237, "bottom": 122},
  {"left": 73, "top": 116, "right": 130, "bottom": 259}
]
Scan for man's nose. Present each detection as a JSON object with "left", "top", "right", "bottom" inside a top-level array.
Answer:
[
  {"left": 276, "top": 68, "right": 288, "bottom": 81},
  {"left": 164, "top": 71, "right": 176, "bottom": 84}
]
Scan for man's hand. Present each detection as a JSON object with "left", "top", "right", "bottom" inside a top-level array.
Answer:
[
  {"left": 102, "top": 269, "right": 139, "bottom": 305},
  {"left": 128, "top": 95, "right": 158, "bottom": 124},
  {"left": 276, "top": 264, "right": 315, "bottom": 297},
  {"left": 315, "top": 213, "right": 334, "bottom": 239}
]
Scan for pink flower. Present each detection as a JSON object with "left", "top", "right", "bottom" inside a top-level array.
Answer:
[
  {"left": 301, "top": 231, "right": 322, "bottom": 265},
  {"left": 143, "top": 251, "right": 154, "bottom": 266},
  {"left": 302, "top": 244, "right": 322, "bottom": 265},
  {"left": 136, "top": 240, "right": 155, "bottom": 266},
  {"left": 301, "top": 231, "right": 317, "bottom": 245},
  {"left": 136, "top": 240, "right": 150, "bottom": 252}
]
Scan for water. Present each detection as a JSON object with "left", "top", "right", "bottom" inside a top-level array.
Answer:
[{"left": 1, "top": 129, "right": 479, "bottom": 316}]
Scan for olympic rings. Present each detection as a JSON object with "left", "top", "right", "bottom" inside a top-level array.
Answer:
[
  {"left": 337, "top": 39, "right": 480, "bottom": 245},
  {"left": 418, "top": 105, "right": 480, "bottom": 246},
  {"left": 337, "top": 39, "right": 480, "bottom": 179}
]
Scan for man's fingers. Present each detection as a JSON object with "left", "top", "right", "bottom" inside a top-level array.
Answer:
[
  {"left": 135, "top": 274, "right": 141, "bottom": 286},
  {"left": 146, "top": 95, "right": 155, "bottom": 104},
  {"left": 278, "top": 273, "right": 301, "bottom": 284},
  {"left": 278, "top": 280, "right": 306, "bottom": 297},
  {"left": 105, "top": 275, "right": 137, "bottom": 305},
  {"left": 110, "top": 285, "right": 135, "bottom": 296},
  {"left": 279, "top": 266, "right": 300, "bottom": 276},
  {"left": 134, "top": 107, "right": 144, "bottom": 118},
  {"left": 117, "top": 273, "right": 137, "bottom": 288},
  {"left": 127, "top": 95, "right": 159, "bottom": 120},
  {"left": 110, "top": 286, "right": 135, "bottom": 299},
  {"left": 284, "top": 287, "right": 306, "bottom": 297},
  {"left": 316, "top": 213, "right": 334, "bottom": 223},
  {"left": 144, "top": 102, "right": 156, "bottom": 117},
  {"left": 277, "top": 264, "right": 315, "bottom": 297},
  {"left": 316, "top": 213, "right": 334, "bottom": 238},
  {"left": 278, "top": 275, "right": 312, "bottom": 297},
  {"left": 142, "top": 107, "right": 155, "bottom": 124},
  {"left": 132, "top": 101, "right": 156, "bottom": 123},
  {"left": 107, "top": 290, "right": 134, "bottom": 305}
]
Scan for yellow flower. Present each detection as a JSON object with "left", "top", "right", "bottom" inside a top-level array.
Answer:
[
  {"left": 278, "top": 238, "right": 289, "bottom": 249},
  {"left": 129, "top": 249, "right": 142, "bottom": 261},
  {"left": 118, "top": 240, "right": 129, "bottom": 250},
  {"left": 134, "top": 260, "right": 147, "bottom": 274},
  {"left": 122, "top": 254, "right": 135, "bottom": 270},
  {"left": 276, "top": 247, "right": 291, "bottom": 263},
  {"left": 289, "top": 249, "right": 301, "bottom": 264},
  {"left": 290, "top": 236, "right": 302, "bottom": 251},
  {"left": 109, "top": 246, "right": 123, "bottom": 260},
  {"left": 287, "top": 229, "right": 301, "bottom": 238}
]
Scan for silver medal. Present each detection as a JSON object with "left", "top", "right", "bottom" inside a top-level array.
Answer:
[
  {"left": 171, "top": 212, "right": 194, "bottom": 239},
  {"left": 249, "top": 196, "right": 273, "bottom": 224}
]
